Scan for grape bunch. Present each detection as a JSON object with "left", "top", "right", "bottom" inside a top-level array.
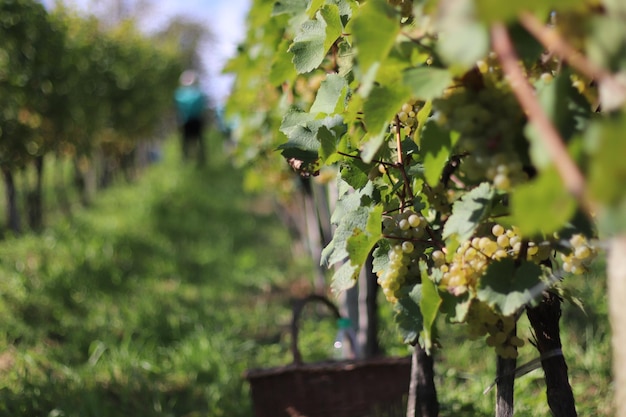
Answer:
[
  {"left": 391, "top": 98, "right": 421, "bottom": 137},
  {"left": 376, "top": 209, "right": 427, "bottom": 303},
  {"left": 466, "top": 301, "right": 524, "bottom": 359},
  {"left": 560, "top": 233, "right": 596, "bottom": 275},
  {"left": 437, "top": 224, "right": 550, "bottom": 296},
  {"left": 433, "top": 78, "right": 528, "bottom": 191}
]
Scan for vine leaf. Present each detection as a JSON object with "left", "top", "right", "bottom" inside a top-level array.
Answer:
[
  {"left": 525, "top": 71, "right": 591, "bottom": 170},
  {"left": 272, "top": 0, "right": 308, "bottom": 16},
  {"left": 403, "top": 67, "right": 453, "bottom": 101},
  {"left": 419, "top": 262, "right": 442, "bottom": 351},
  {"left": 270, "top": 38, "right": 298, "bottom": 85},
  {"left": 340, "top": 158, "right": 371, "bottom": 190},
  {"left": 289, "top": 19, "right": 326, "bottom": 74},
  {"left": 436, "top": 0, "right": 489, "bottom": 69},
  {"left": 586, "top": 117, "right": 626, "bottom": 209},
  {"left": 289, "top": 5, "right": 342, "bottom": 74},
  {"left": 439, "top": 291, "right": 471, "bottom": 323},
  {"left": 320, "top": 4, "right": 343, "bottom": 52},
  {"left": 318, "top": 125, "right": 339, "bottom": 163},
  {"left": 511, "top": 167, "right": 576, "bottom": 236},
  {"left": 420, "top": 120, "right": 456, "bottom": 186},
  {"left": 278, "top": 109, "right": 343, "bottom": 163},
  {"left": 477, "top": 258, "right": 542, "bottom": 316},
  {"left": 325, "top": 204, "right": 383, "bottom": 292},
  {"left": 395, "top": 284, "right": 424, "bottom": 345},
  {"left": 307, "top": 0, "right": 325, "bottom": 18},
  {"left": 331, "top": 261, "right": 361, "bottom": 293},
  {"left": 347, "top": 205, "right": 383, "bottom": 265},
  {"left": 310, "top": 73, "right": 348, "bottom": 115},
  {"left": 361, "top": 84, "right": 412, "bottom": 162},
  {"left": 443, "top": 182, "right": 494, "bottom": 242},
  {"left": 475, "top": 0, "right": 586, "bottom": 23},
  {"left": 352, "top": 0, "right": 399, "bottom": 76}
]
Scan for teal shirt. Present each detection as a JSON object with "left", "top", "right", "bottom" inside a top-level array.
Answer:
[{"left": 174, "top": 86, "right": 205, "bottom": 123}]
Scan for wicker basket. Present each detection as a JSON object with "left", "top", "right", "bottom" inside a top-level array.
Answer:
[{"left": 245, "top": 294, "right": 412, "bottom": 417}]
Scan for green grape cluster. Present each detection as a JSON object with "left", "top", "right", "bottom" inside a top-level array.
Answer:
[
  {"left": 466, "top": 302, "right": 524, "bottom": 359},
  {"left": 391, "top": 98, "right": 421, "bottom": 136},
  {"left": 437, "top": 224, "right": 550, "bottom": 295},
  {"left": 433, "top": 79, "right": 527, "bottom": 191},
  {"left": 377, "top": 209, "right": 427, "bottom": 303},
  {"left": 560, "top": 233, "right": 597, "bottom": 275}
]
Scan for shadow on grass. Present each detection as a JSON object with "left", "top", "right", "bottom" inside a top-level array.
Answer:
[{"left": 0, "top": 145, "right": 300, "bottom": 417}]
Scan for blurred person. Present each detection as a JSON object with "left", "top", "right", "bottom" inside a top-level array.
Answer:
[{"left": 174, "top": 70, "right": 207, "bottom": 165}]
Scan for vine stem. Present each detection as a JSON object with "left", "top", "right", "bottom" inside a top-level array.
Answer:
[
  {"left": 395, "top": 115, "right": 404, "bottom": 166},
  {"left": 395, "top": 115, "right": 416, "bottom": 203},
  {"left": 406, "top": 343, "right": 439, "bottom": 417},
  {"left": 496, "top": 353, "right": 516, "bottom": 417},
  {"left": 527, "top": 292, "right": 578, "bottom": 417},
  {"left": 490, "top": 23, "right": 593, "bottom": 216}
]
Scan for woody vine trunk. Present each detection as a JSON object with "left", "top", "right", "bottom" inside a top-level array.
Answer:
[{"left": 526, "top": 292, "right": 577, "bottom": 417}]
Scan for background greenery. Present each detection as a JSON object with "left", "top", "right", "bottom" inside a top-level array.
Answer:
[{"left": 0, "top": 130, "right": 610, "bottom": 416}]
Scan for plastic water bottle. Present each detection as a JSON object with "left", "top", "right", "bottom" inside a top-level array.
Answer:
[{"left": 333, "top": 317, "right": 356, "bottom": 360}]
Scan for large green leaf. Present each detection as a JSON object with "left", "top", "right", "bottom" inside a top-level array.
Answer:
[
  {"left": 443, "top": 182, "right": 494, "bottom": 242},
  {"left": 331, "top": 261, "right": 362, "bottom": 292},
  {"left": 324, "top": 204, "right": 378, "bottom": 267},
  {"left": 477, "top": 259, "right": 543, "bottom": 316},
  {"left": 419, "top": 262, "right": 442, "bottom": 351},
  {"left": 340, "top": 157, "right": 372, "bottom": 190},
  {"left": 586, "top": 117, "right": 626, "bottom": 208},
  {"left": 394, "top": 284, "right": 424, "bottom": 345},
  {"left": 310, "top": 73, "right": 348, "bottom": 115},
  {"left": 318, "top": 125, "right": 339, "bottom": 163},
  {"left": 288, "top": 5, "right": 343, "bottom": 74},
  {"left": 270, "top": 37, "right": 298, "bottom": 85},
  {"left": 359, "top": 131, "right": 387, "bottom": 164},
  {"left": 420, "top": 120, "right": 454, "bottom": 186},
  {"left": 403, "top": 67, "right": 453, "bottom": 101},
  {"left": 289, "top": 18, "right": 326, "bottom": 74},
  {"left": 361, "top": 84, "right": 412, "bottom": 161},
  {"left": 329, "top": 180, "right": 375, "bottom": 225},
  {"left": 511, "top": 167, "right": 576, "bottom": 236},
  {"left": 320, "top": 4, "right": 343, "bottom": 52},
  {"left": 346, "top": 205, "right": 383, "bottom": 266},
  {"left": 475, "top": 0, "right": 587, "bottom": 23},
  {"left": 352, "top": 0, "right": 399, "bottom": 76},
  {"left": 307, "top": 0, "right": 325, "bottom": 18},
  {"left": 525, "top": 71, "right": 591, "bottom": 170},
  {"left": 273, "top": 0, "right": 308, "bottom": 16},
  {"left": 278, "top": 109, "right": 344, "bottom": 162},
  {"left": 328, "top": 205, "right": 383, "bottom": 292},
  {"left": 436, "top": 0, "right": 489, "bottom": 69}
]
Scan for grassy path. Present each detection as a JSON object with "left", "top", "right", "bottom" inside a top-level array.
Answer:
[
  {"left": 0, "top": 138, "right": 313, "bottom": 417},
  {"left": 0, "top": 136, "right": 612, "bottom": 417}
]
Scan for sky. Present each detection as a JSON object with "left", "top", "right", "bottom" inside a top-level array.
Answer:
[{"left": 41, "top": 0, "right": 252, "bottom": 106}]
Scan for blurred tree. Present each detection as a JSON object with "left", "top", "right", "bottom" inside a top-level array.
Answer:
[{"left": 155, "top": 16, "right": 214, "bottom": 77}]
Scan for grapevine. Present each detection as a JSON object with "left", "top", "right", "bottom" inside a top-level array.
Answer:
[{"left": 228, "top": 0, "right": 625, "bottom": 414}]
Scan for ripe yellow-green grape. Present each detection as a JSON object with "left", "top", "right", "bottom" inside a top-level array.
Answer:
[
  {"left": 560, "top": 233, "right": 597, "bottom": 275},
  {"left": 377, "top": 208, "right": 428, "bottom": 303}
]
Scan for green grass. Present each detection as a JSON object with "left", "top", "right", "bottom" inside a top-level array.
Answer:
[
  {"left": 0, "top": 135, "right": 319, "bottom": 417},
  {"left": 0, "top": 131, "right": 613, "bottom": 416}
]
